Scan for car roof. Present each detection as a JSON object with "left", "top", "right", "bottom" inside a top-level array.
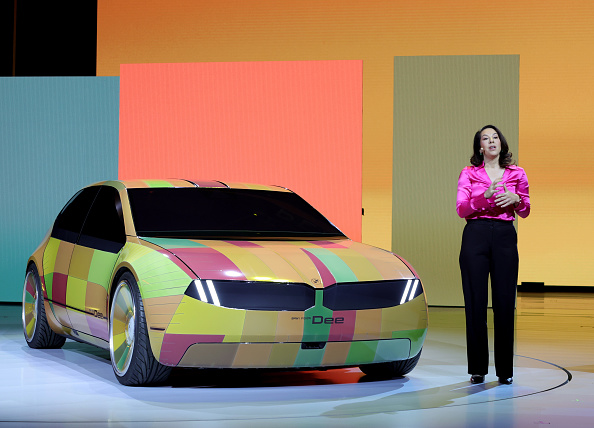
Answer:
[{"left": 90, "top": 179, "right": 292, "bottom": 192}]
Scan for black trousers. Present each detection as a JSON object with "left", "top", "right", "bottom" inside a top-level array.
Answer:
[{"left": 459, "top": 219, "right": 518, "bottom": 378}]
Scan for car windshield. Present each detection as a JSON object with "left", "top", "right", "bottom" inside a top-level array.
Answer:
[{"left": 127, "top": 187, "right": 346, "bottom": 239}]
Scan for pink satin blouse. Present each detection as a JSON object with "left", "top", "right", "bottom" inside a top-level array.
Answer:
[{"left": 456, "top": 164, "right": 530, "bottom": 221}]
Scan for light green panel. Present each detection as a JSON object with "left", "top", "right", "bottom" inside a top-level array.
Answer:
[
  {"left": 140, "top": 237, "right": 209, "bottom": 249},
  {"left": 393, "top": 55, "right": 519, "bottom": 307},
  {"left": 119, "top": 242, "right": 190, "bottom": 298},
  {"left": 345, "top": 340, "right": 378, "bottom": 365},
  {"left": 88, "top": 250, "right": 119, "bottom": 291}
]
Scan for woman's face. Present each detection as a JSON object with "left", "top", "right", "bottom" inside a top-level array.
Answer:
[{"left": 479, "top": 128, "right": 501, "bottom": 159}]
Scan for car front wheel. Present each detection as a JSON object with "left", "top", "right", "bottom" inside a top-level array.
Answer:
[{"left": 109, "top": 272, "right": 171, "bottom": 386}]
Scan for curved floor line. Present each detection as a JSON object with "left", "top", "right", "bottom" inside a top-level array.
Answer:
[
  {"left": 3, "top": 355, "right": 571, "bottom": 425},
  {"left": 384, "top": 354, "right": 573, "bottom": 411},
  {"left": 399, "top": 354, "right": 573, "bottom": 411}
]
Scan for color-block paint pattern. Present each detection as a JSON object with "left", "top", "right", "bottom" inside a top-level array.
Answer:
[
  {"left": 66, "top": 245, "right": 118, "bottom": 341},
  {"left": 174, "top": 339, "right": 412, "bottom": 369},
  {"left": 35, "top": 232, "right": 427, "bottom": 368},
  {"left": 134, "top": 235, "right": 427, "bottom": 365},
  {"left": 146, "top": 237, "right": 414, "bottom": 288},
  {"left": 119, "top": 179, "right": 195, "bottom": 188},
  {"left": 42, "top": 238, "right": 74, "bottom": 328},
  {"left": 40, "top": 237, "right": 118, "bottom": 341},
  {"left": 117, "top": 179, "right": 294, "bottom": 191},
  {"left": 115, "top": 241, "right": 196, "bottom": 358},
  {"left": 222, "top": 183, "right": 292, "bottom": 192},
  {"left": 154, "top": 289, "right": 427, "bottom": 367},
  {"left": 115, "top": 241, "right": 192, "bottom": 299},
  {"left": 28, "top": 179, "right": 426, "bottom": 369}
]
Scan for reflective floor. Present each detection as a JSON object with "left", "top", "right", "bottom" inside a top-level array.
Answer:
[{"left": 1, "top": 292, "right": 593, "bottom": 427}]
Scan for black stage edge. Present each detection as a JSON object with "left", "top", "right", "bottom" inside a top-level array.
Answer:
[{"left": 518, "top": 282, "right": 594, "bottom": 293}]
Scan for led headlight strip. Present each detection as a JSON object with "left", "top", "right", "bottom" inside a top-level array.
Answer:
[
  {"left": 185, "top": 279, "right": 422, "bottom": 311},
  {"left": 400, "top": 279, "right": 419, "bottom": 305},
  {"left": 190, "top": 279, "right": 221, "bottom": 306},
  {"left": 322, "top": 278, "right": 423, "bottom": 310},
  {"left": 184, "top": 279, "right": 316, "bottom": 311}
]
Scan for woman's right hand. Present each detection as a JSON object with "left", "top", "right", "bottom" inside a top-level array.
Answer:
[{"left": 484, "top": 178, "right": 502, "bottom": 199}]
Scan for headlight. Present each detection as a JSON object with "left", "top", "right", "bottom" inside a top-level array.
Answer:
[
  {"left": 184, "top": 279, "right": 316, "bottom": 311},
  {"left": 323, "top": 279, "right": 423, "bottom": 310},
  {"left": 184, "top": 278, "right": 423, "bottom": 311}
]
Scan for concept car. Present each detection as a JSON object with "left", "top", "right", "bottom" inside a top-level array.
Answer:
[{"left": 23, "top": 179, "right": 428, "bottom": 385}]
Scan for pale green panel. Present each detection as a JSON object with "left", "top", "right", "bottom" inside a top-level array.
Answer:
[
  {"left": 88, "top": 250, "right": 119, "bottom": 290},
  {"left": 393, "top": 55, "right": 519, "bottom": 307}
]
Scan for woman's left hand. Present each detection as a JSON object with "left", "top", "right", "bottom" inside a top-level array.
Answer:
[{"left": 495, "top": 184, "right": 521, "bottom": 208}]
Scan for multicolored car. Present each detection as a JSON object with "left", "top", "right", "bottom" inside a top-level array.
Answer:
[{"left": 22, "top": 179, "right": 428, "bottom": 385}]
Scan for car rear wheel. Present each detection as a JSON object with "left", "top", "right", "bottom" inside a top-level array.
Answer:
[
  {"left": 359, "top": 348, "right": 422, "bottom": 378},
  {"left": 22, "top": 265, "right": 66, "bottom": 349},
  {"left": 109, "top": 272, "right": 171, "bottom": 386}
]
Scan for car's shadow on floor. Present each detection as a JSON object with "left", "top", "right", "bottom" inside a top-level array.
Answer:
[
  {"left": 167, "top": 366, "right": 403, "bottom": 388},
  {"left": 26, "top": 339, "right": 406, "bottom": 389}
]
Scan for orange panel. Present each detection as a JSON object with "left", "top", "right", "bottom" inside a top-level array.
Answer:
[{"left": 119, "top": 61, "right": 362, "bottom": 240}]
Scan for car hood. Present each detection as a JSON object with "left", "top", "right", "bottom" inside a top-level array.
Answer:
[{"left": 140, "top": 237, "right": 415, "bottom": 288}]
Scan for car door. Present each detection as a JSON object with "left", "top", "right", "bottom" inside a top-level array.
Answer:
[
  {"left": 66, "top": 186, "right": 126, "bottom": 341},
  {"left": 44, "top": 186, "right": 100, "bottom": 329}
]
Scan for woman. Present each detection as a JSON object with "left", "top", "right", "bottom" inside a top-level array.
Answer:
[{"left": 456, "top": 124, "right": 530, "bottom": 385}]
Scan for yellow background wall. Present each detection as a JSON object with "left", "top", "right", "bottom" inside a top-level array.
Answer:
[{"left": 97, "top": 0, "right": 594, "bottom": 290}]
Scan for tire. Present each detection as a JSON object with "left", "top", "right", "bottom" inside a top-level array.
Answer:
[
  {"left": 359, "top": 348, "right": 422, "bottom": 378},
  {"left": 22, "top": 265, "right": 66, "bottom": 349},
  {"left": 109, "top": 271, "right": 171, "bottom": 386}
]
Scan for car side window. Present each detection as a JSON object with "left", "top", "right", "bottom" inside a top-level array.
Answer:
[
  {"left": 51, "top": 187, "right": 100, "bottom": 244},
  {"left": 78, "top": 186, "right": 126, "bottom": 253}
]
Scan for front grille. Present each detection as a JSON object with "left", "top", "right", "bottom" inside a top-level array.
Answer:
[{"left": 184, "top": 278, "right": 423, "bottom": 311}]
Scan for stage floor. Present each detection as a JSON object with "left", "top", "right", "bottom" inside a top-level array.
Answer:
[{"left": 1, "top": 293, "right": 593, "bottom": 427}]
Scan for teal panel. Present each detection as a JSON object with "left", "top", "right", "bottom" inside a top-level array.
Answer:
[
  {"left": 0, "top": 77, "right": 119, "bottom": 302},
  {"left": 302, "top": 290, "right": 333, "bottom": 342},
  {"left": 140, "top": 237, "right": 209, "bottom": 249},
  {"left": 305, "top": 248, "right": 358, "bottom": 282},
  {"left": 294, "top": 347, "right": 325, "bottom": 367},
  {"left": 373, "top": 338, "right": 410, "bottom": 363}
]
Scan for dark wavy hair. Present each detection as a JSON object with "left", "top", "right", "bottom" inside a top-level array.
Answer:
[{"left": 470, "top": 124, "right": 515, "bottom": 167}]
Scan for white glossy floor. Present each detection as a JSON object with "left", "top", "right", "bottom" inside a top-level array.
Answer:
[{"left": 1, "top": 292, "right": 593, "bottom": 428}]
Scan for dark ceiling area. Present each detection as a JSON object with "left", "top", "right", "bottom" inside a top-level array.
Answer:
[{"left": 2, "top": 1, "right": 97, "bottom": 77}]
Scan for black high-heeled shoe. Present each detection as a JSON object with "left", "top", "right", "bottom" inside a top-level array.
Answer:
[
  {"left": 498, "top": 377, "right": 513, "bottom": 385},
  {"left": 470, "top": 374, "right": 485, "bottom": 384}
]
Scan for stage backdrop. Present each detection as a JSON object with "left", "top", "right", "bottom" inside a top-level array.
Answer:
[
  {"left": 119, "top": 60, "right": 363, "bottom": 241},
  {"left": 0, "top": 77, "right": 119, "bottom": 302},
  {"left": 97, "top": 0, "right": 594, "bottom": 299},
  {"left": 393, "top": 55, "right": 519, "bottom": 307}
]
